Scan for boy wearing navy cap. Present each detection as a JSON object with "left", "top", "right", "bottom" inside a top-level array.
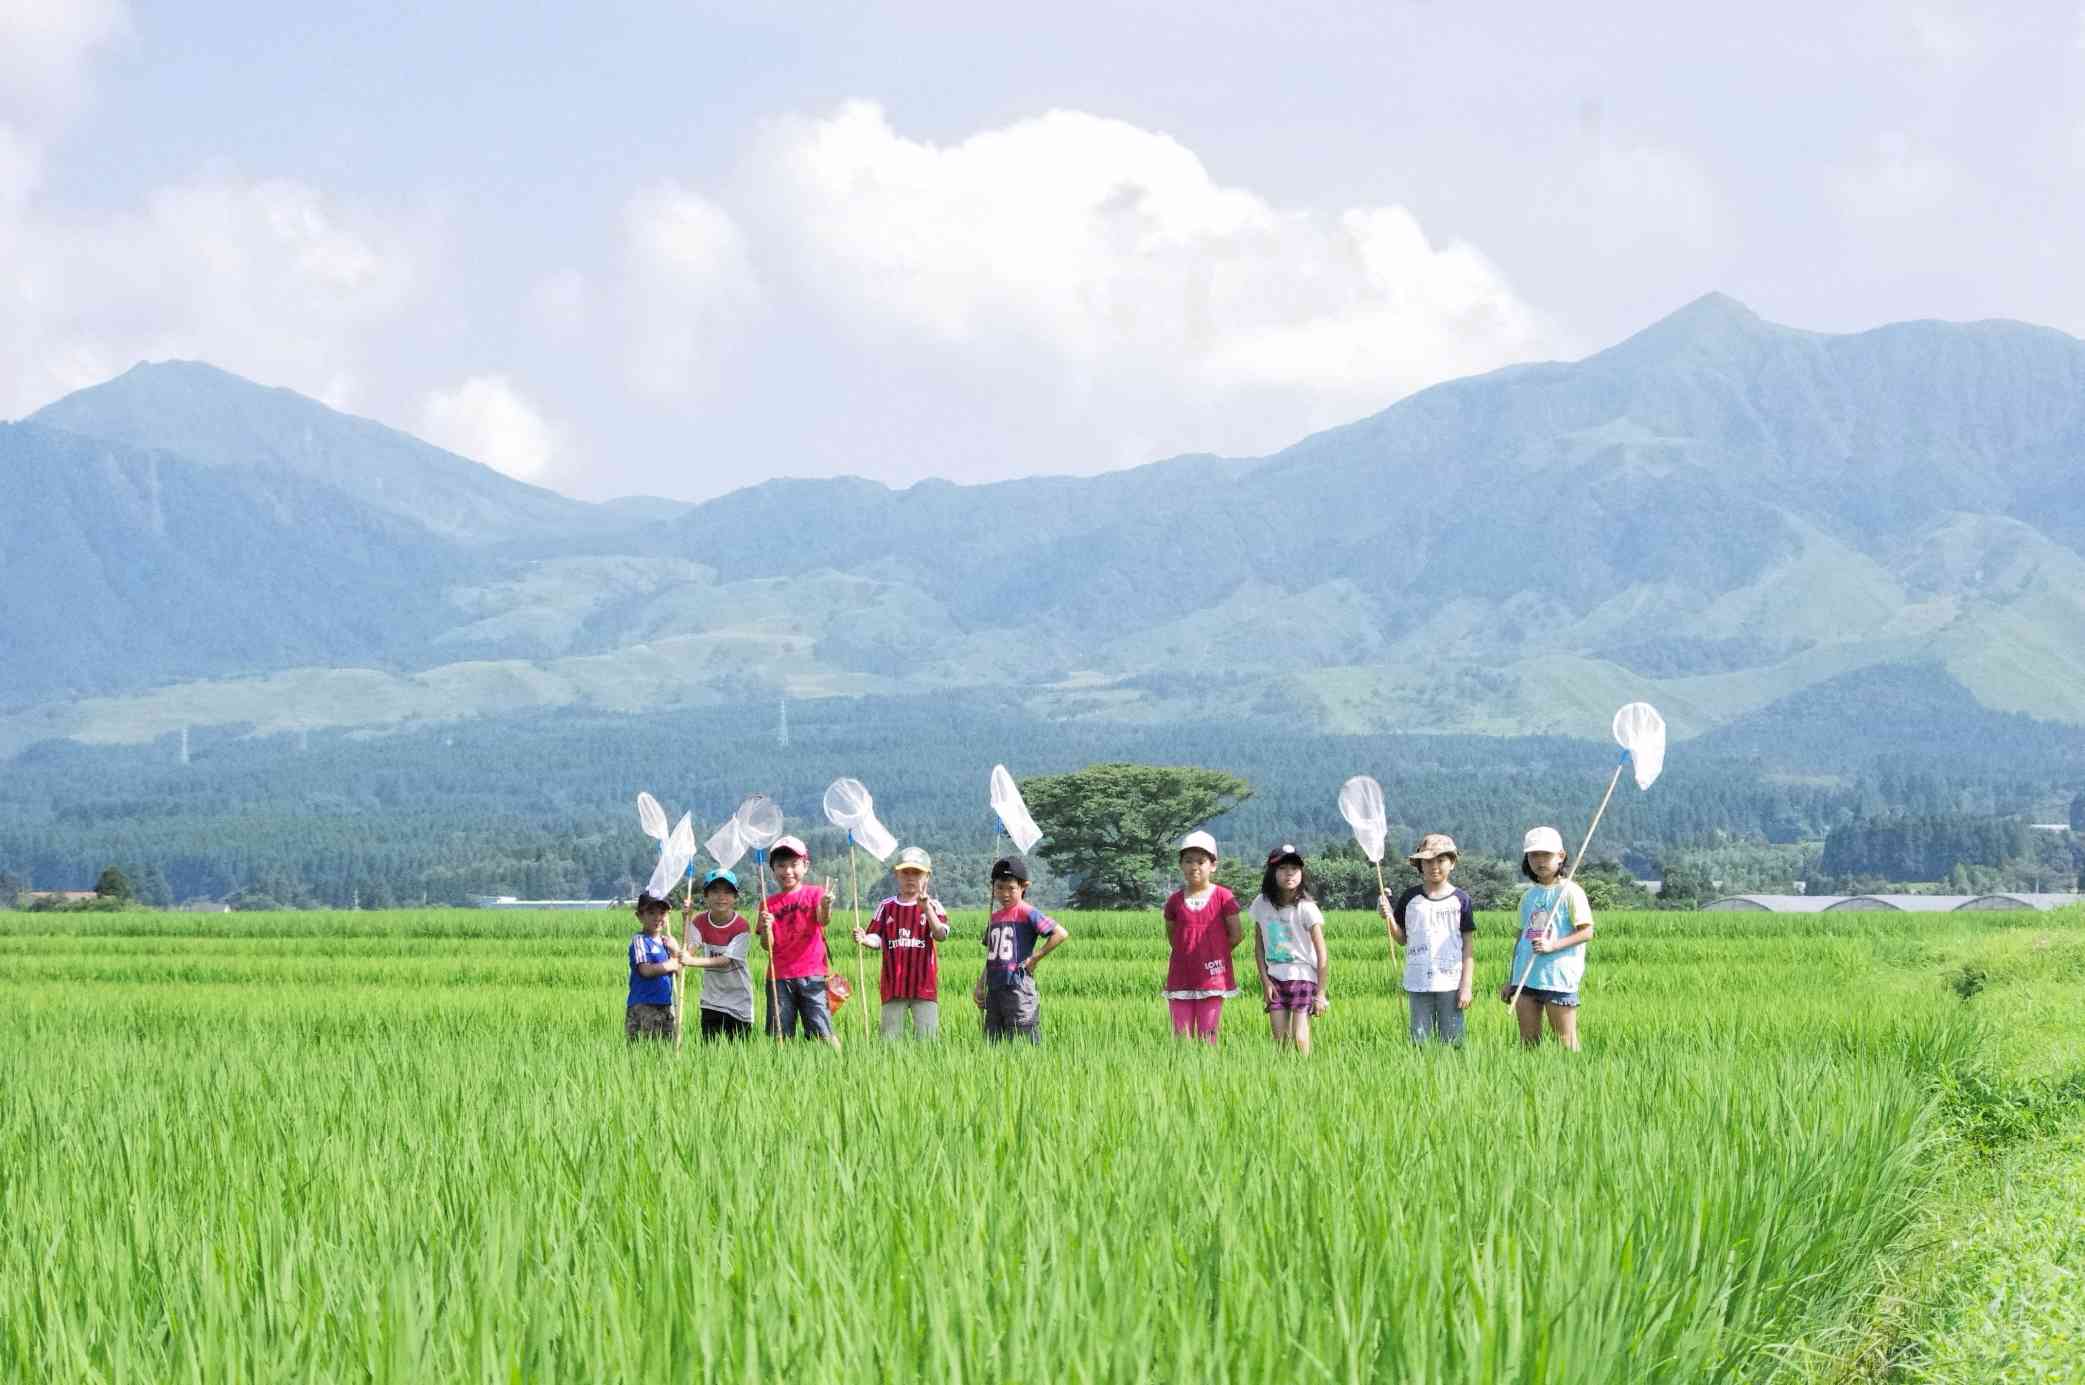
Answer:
[
  {"left": 971, "top": 856, "right": 1068, "bottom": 1045},
  {"left": 626, "top": 892, "right": 685, "bottom": 1043}
]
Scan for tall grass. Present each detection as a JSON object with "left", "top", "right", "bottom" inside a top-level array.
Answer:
[{"left": 0, "top": 906, "right": 2042, "bottom": 1382}]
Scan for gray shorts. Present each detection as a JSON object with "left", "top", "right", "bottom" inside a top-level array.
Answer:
[
  {"left": 764, "top": 975, "right": 834, "bottom": 1040},
  {"left": 1407, "top": 990, "right": 1465, "bottom": 1045},
  {"left": 880, "top": 999, "right": 940, "bottom": 1040},
  {"left": 983, "top": 976, "right": 1041, "bottom": 1044}
]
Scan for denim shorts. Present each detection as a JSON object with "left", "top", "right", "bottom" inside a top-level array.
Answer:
[
  {"left": 1521, "top": 986, "right": 1580, "bottom": 1008},
  {"left": 764, "top": 974, "right": 835, "bottom": 1039}
]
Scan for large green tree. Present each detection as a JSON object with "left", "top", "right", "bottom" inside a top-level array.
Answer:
[{"left": 1020, "top": 763, "right": 1253, "bottom": 906}]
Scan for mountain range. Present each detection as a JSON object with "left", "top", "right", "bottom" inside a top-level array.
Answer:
[{"left": 6, "top": 293, "right": 2084, "bottom": 759}]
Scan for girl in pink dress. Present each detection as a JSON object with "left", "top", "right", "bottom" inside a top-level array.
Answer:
[{"left": 1161, "top": 830, "right": 1243, "bottom": 1042}]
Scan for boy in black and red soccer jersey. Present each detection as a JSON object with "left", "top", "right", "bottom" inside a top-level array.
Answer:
[{"left": 854, "top": 846, "right": 951, "bottom": 1040}]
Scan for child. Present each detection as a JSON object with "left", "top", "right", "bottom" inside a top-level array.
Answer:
[
  {"left": 682, "top": 868, "right": 754, "bottom": 1041},
  {"left": 754, "top": 835, "right": 841, "bottom": 1050},
  {"left": 971, "top": 856, "right": 1067, "bottom": 1044},
  {"left": 1501, "top": 825, "right": 1595, "bottom": 1050},
  {"left": 854, "top": 846, "right": 951, "bottom": 1040},
  {"left": 1248, "top": 844, "right": 1328, "bottom": 1054},
  {"left": 1162, "top": 830, "right": 1242, "bottom": 1043},
  {"left": 626, "top": 892, "right": 684, "bottom": 1043},
  {"left": 1380, "top": 833, "right": 1475, "bottom": 1044}
]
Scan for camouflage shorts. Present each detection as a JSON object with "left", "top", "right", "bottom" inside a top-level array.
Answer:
[{"left": 626, "top": 1003, "right": 679, "bottom": 1043}]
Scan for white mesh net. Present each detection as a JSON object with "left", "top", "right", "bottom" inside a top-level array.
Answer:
[
  {"left": 822, "top": 777, "right": 898, "bottom": 863},
  {"left": 1337, "top": 775, "right": 1388, "bottom": 864},
  {"left": 989, "top": 764, "right": 1044, "bottom": 855}
]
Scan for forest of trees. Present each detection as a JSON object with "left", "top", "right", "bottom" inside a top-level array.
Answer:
[{"left": 2, "top": 696, "right": 2081, "bottom": 909}]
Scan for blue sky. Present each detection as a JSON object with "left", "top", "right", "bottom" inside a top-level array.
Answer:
[{"left": 5, "top": 2, "right": 2082, "bottom": 501}]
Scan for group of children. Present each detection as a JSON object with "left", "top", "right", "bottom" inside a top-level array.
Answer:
[{"left": 625, "top": 824, "right": 1592, "bottom": 1051}]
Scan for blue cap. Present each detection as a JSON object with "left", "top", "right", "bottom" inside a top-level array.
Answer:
[{"left": 701, "top": 868, "right": 740, "bottom": 892}]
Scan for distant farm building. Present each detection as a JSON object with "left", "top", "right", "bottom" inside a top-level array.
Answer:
[
  {"left": 1703, "top": 893, "right": 2082, "bottom": 913},
  {"left": 1955, "top": 893, "right": 2085, "bottom": 911},
  {"left": 1825, "top": 895, "right": 1972, "bottom": 912},
  {"left": 1702, "top": 895, "right": 1845, "bottom": 912},
  {"left": 466, "top": 896, "right": 620, "bottom": 910}
]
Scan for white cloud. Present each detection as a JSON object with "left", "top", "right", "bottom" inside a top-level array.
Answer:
[
  {"left": 621, "top": 182, "right": 760, "bottom": 396},
  {"left": 741, "top": 101, "right": 1558, "bottom": 461},
  {"left": 1839, "top": 132, "right": 1957, "bottom": 219},
  {"left": 0, "top": 0, "right": 130, "bottom": 122},
  {"left": 3, "top": 174, "right": 422, "bottom": 416},
  {"left": 0, "top": 3, "right": 433, "bottom": 423},
  {"left": 419, "top": 374, "right": 559, "bottom": 481}
]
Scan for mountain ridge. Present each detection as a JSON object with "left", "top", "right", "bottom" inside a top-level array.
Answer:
[{"left": 7, "top": 293, "right": 2085, "bottom": 749}]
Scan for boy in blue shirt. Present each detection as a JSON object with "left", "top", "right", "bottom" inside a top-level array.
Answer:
[
  {"left": 626, "top": 892, "right": 685, "bottom": 1042},
  {"left": 970, "top": 856, "right": 1068, "bottom": 1044}
]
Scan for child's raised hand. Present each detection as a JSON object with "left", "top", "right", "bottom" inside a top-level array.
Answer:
[
  {"left": 1377, "top": 892, "right": 1392, "bottom": 920},
  {"left": 852, "top": 928, "right": 870, "bottom": 946}
]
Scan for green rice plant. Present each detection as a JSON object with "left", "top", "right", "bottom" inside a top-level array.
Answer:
[{"left": 0, "top": 906, "right": 2061, "bottom": 1383}]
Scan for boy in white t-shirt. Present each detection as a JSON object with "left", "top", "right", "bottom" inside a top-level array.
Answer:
[
  {"left": 1248, "top": 844, "right": 1328, "bottom": 1054},
  {"left": 1379, "top": 833, "right": 1475, "bottom": 1044}
]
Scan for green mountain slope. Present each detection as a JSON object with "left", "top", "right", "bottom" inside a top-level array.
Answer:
[
  {"left": 0, "top": 423, "right": 474, "bottom": 706},
  {"left": 28, "top": 361, "right": 618, "bottom": 545},
  {"left": 7, "top": 294, "right": 2085, "bottom": 747}
]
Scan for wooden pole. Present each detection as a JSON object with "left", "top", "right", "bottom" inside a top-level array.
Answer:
[
  {"left": 849, "top": 845, "right": 871, "bottom": 1042},
  {"left": 758, "top": 852, "right": 782, "bottom": 1043}
]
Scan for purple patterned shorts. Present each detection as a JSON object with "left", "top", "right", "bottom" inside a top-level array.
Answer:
[{"left": 1264, "top": 979, "right": 1319, "bottom": 1012}]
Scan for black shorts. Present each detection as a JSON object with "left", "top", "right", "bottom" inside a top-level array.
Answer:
[{"left": 700, "top": 1010, "right": 753, "bottom": 1041}]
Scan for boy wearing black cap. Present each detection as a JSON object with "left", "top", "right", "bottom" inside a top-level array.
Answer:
[{"left": 971, "top": 856, "right": 1068, "bottom": 1044}]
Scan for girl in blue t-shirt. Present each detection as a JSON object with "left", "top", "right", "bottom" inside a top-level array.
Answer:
[{"left": 1501, "top": 825, "right": 1594, "bottom": 1050}]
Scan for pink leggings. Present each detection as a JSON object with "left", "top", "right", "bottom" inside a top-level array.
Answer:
[{"left": 1168, "top": 997, "right": 1224, "bottom": 1042}]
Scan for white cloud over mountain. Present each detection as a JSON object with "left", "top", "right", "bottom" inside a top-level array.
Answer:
[
  {"left": 419, "top": 374, "right": 559, "bottom": 481},
  {"left": 724, "top": 101, "right": 1559, "bottom": 462},
  {"left": 620, "top": 182, "right": 762, "bottom": 398},
  {"left": 0, "top": 5, "right": 425, "bottom": 420},
  {"left": 3, "top": 174, "right": 421, "bottom": 416}
]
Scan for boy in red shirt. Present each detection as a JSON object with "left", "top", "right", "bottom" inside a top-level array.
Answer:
[
  {"left": 854, "top": 846, "right": 950, "bottom": 1040},
  {"left": 754, "top": 836, "right": 841, "bottom": 1049}
]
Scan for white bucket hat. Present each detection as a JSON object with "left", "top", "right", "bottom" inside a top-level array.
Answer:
[
  {"left": 1522, "top": 826, "right": 1565, "bottom": 856},
  {"left": 1178, "top": 830, "right": 1219, "bottom": 860}
]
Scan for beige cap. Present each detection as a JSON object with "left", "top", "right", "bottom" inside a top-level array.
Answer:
[
  {"left": 1522, "top": 826, "right": 1565, "bottom": 856},
  {"left": 1407, "top": 833, "right": 1458, "bottom": 864},
  {"left": 1178, "top": 830, "right": 1219, "bottom": 860},
  {"left": 893, "top": 846, "right": 932, "bottom": 874}
]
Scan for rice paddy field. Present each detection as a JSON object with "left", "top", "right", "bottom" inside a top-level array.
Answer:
[{"left": 3, "top": 904, "right": 2083, "bottom": 1383}]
